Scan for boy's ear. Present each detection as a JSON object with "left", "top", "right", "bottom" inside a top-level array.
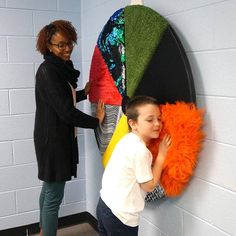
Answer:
[{"left": 128, "top": 119, "right": 136, "bottom": 130}]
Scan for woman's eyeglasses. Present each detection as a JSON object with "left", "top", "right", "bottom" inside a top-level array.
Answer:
[{"left": 50, "top": 41, "right": 75, "bottom": 50}]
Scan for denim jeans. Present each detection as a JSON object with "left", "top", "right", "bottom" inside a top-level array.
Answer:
[
  {"left": 96, "top": 197, "right": 139, "bottom": 236},
  {"left": 39, "top": 181, "right": 65, "bottom": 236}
]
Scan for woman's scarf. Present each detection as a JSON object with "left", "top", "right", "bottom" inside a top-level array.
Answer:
[{"left": 44, "top": 53, "right": 80, "bottom": 89}]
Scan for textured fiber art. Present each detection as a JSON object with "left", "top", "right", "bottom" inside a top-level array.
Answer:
[
  {"left": 148, "top": 102, "right": 204, "bottom": 197},
  {"left": 102, "top": 103, "right": 204, "bottom": 199},
  {"left": 89, "top": 5, "right": 204, "bottom": 201}
]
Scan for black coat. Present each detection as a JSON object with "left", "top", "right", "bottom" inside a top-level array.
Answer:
[{"left": 34, "top": 53, "right": 99, "bottom": 182}]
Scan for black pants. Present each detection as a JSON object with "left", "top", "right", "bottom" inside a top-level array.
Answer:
[{"left": 96, "top": 197, "right": 139, "bottom": 236}]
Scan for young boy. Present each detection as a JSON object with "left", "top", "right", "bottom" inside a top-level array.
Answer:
[{"left": 96, "top": 96, "right": 172, "bottom": 236}]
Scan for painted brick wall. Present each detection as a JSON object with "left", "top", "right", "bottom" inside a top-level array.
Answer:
[
  {"left": 0, "top": 0, "right": 86, "bottom": 230},
  {"left": 82, "top": 1, "right": 236, "bottom": 236}
]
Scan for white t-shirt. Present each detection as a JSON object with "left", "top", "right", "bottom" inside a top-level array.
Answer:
[{"left": 100, "top": 132, "right": 153, "bottom": 227}]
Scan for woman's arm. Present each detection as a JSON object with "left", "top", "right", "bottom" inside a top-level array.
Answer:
[
  {"left": 76, "top": 89, "right": 87, "bottom": 102},
  {"left": 37, "top": 67, "right": 101, "bottom": 128},
  {"left": 76, "top": 81, "right": 91, "bottom": 102}
]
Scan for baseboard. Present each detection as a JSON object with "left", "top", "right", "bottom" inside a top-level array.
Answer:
[{"left": 0, "top": 211, "right": 98, "bottom": 236}]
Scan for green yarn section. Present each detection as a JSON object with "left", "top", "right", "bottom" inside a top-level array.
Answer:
[{"left": 124, "top": 5, "right": 168, "bottom": 97}]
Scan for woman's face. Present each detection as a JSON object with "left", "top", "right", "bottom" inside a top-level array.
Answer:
[{"left": 48, "top": 31, "right": 74, "bottom": 61}]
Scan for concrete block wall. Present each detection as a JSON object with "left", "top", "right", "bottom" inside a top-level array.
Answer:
[
  {"left": 82, "top": 0, "right": 236, "bottom": 236},
  {"left": 0, "top": 0, "right": 86, "bottom": 230}
]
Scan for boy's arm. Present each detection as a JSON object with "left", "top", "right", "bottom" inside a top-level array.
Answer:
[
  {"left": 140, "top": 155, "right": 165, "bottom": 192},
  {"left": 140, "top": 134, "right": 171, "bottom": 192}
]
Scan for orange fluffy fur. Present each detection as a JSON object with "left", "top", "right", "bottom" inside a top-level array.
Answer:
[{"left": 147, "top": 102, "right": 204, "bottom": 197}]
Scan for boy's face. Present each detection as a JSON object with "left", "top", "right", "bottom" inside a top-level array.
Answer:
[{"left": 129, "top": 104, "right": 162, "bottom": 144}]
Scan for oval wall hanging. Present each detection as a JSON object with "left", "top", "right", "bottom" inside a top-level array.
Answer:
[{"left": 89, "top": 5, "right": 204, "bottom": 201}]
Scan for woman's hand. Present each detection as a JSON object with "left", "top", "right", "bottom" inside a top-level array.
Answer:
[
  {"left": 96, "top": 100, "right": 105, "bottom": 124},
  {"left": 84, "top": 81, "right": 91, "bottom": 95}
]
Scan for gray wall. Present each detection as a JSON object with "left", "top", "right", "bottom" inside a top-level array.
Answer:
[
  {"left": 82, "top": 1, "right": 236, "bottom": 236},
  {"left": 0, "top": 0, "right": 85, "bottom": 230}
]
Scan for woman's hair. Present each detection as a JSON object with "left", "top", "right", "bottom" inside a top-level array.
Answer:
[
  {"left": 36, "top": 20, "right": 77, "bottom": 55},
  {"left": 125, "top": 95, "right": 159, "bottom": 122}
]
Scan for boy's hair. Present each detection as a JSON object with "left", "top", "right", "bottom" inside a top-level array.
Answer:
[{"left": 125, "top": 95, "right": 159, "bottom": 122}]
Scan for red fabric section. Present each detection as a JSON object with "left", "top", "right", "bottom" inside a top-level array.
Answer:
[{"left": 89, "top": 46, "right": 122, "bottom": 105}]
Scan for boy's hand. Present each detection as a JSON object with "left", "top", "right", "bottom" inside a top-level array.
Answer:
[
  {"left": 96, "top": 100, "right": 105, "bottom": 124},
  {"left": 157, "top": 134, "right": 172, "bottom": 163},
  {"left": 141, "top": 134, "right": 172, "bottom": 193}
]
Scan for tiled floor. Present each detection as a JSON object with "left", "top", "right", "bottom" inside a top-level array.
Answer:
[{"left": 31, "top": 223, "right": 99, "bottom": 236}]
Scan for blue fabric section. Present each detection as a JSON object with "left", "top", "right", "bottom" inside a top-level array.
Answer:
[{"left": 97, "top": 8, "right": 126, "bottom": 97}]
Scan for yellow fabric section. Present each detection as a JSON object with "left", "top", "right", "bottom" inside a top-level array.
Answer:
[{"left": 102, "top": 114, "right": 129, "bottom": 167}]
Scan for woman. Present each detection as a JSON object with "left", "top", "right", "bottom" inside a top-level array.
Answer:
[{"left": 34, "top": 20, "right": 104, "bottom": 236}]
